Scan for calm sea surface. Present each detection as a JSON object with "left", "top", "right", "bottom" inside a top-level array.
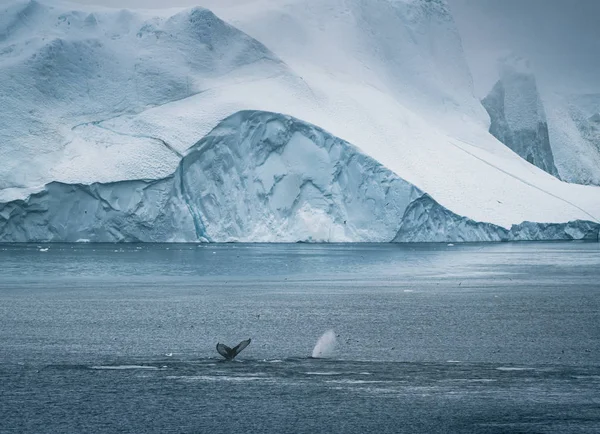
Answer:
[{"left": 0, "top": 242, "right": 599, "bottom": 433}]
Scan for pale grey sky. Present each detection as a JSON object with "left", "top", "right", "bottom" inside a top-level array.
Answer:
[
  {"left": 56, "top": 0, "right": 600, "bottom": 95},
  {"left": 448, "top": 0, "right": 600, "bottom": 95}
]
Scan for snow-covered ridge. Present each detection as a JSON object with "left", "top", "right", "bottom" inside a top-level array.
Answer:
[
  {"left": 1, "top": 111, "right": 597, "bottom": 243},
  {"left": 1, "top": 0, "right": 599, "bottom": 240}
]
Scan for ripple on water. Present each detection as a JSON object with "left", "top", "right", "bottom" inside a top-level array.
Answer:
[
  {"left": 90, "top": 365, "right": 164, "bottom": 371},
  {"left": 166, "top": 375, "right": 269, "bottom": 382}
]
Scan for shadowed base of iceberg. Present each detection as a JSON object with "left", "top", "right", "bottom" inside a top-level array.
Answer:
[{"left": 0, "top": 111, "right": 598, "bottom": 243}]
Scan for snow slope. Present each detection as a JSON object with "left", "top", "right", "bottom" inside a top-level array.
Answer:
[{"left": 0, "top": 0, "right": 599, "bottom": 241}]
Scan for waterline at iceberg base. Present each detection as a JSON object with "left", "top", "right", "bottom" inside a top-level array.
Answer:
[{"left": 1, "top": 112, "right": 598, "bottom": 243}]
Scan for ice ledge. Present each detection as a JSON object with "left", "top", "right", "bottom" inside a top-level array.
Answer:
[{"left": 0, "top": 111, "right": 598, "bottom": 243}]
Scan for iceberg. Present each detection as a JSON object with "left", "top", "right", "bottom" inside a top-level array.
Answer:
[
  {"left": 0, "top": 0, "right": 599, "bottom": 241},
  {"left": 1, "top": 111, "right": 597, "bottom": 243}
]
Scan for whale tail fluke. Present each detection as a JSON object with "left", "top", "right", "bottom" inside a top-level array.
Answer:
[{"left": 216, "top": 338, "right": 251, "bottom": 360}]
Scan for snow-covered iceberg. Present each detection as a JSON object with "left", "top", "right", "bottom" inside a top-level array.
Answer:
[
  {"left": 1, "top": 112, "right": 597, "bottom": 243},
  {"left": 0, "top": 112, "right": 419, "bottom": 242},
  {"left": 0, "top": 0, "right": 599, "bottom": 242}
]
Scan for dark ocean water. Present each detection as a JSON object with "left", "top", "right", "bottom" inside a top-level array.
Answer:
[{"left": 0, "top": 242, "right": 599, "bottom": 433}]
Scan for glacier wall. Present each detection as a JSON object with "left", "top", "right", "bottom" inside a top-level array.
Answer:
[
  {"left": 0, "top": 112, "right": 421, "bottom": 242},
  {"left": 1, "top": 111, "right": 597, "bottom": 243},
  {"left": 2, "top": 0, "right": 600, "bottom": 232}
]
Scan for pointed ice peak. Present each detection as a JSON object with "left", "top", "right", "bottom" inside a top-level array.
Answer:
[
  {"left": 487, "top": 54, "right": 546, "bottom": 130},
  {"left": 498, "top": 54, "right": 534, "bottom": 78}
]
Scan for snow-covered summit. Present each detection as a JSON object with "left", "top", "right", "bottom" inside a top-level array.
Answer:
[
  {"left": 0, "top": 0, "right": 295, "bottom": 195},
  {"left": 495, "top": 55, "right": 546, "bottom": 132}
]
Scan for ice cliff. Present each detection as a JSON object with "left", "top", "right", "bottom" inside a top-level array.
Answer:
[
  {"left": 482, "top": 57, "right": 559, "bottom": 177},
  {"left": 0, "top": 112, "right": 420, "bottom": 242},
  {"left": 1, "top": 112, "right": 597, "bottom": 243}
]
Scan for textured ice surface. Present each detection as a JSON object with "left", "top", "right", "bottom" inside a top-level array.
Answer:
[
  {"left": 1, "top": 112, "right": 598, "bottom": 243},
  {"left": 482, "top": 57, "right": 559, "bottom": 177},
  {"left": 0, "top": 178, "right": 197, "bottom": 243},
  {"left": 394, "top": 195, "right": 508, "bottom": 242},
  {"left": 177, "top": 112, "right": 421, "bottom": 242}
]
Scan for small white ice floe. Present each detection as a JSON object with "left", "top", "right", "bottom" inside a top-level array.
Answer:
[
  {"left": 447, "top": 243, "right": 455, "bottom": 247},
  {"left": 39, "top": 248, "right": 49, "bottom": 252}
]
